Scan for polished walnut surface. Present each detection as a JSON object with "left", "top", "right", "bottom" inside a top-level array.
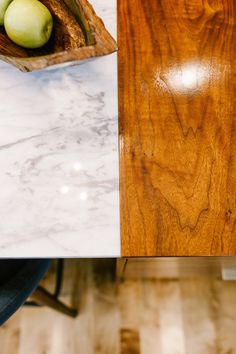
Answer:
[{"left": 119, "top": 0, "right": 236, "bottom": 256}]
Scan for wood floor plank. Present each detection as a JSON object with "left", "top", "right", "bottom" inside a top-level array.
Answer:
[
  {"left": 120, "top": 328, "right": 140, "bottom": 354},
  {"left": 155, "top": 281, "right": 185, "bottom": 354},
  {"left": 119, "top": 0, "right": 236, "bottom": 256},
  {"left": 139, "top": 280, "right": 163, "bottom": 354},
  {"left": 119, "top": 280, "right": 142, "bottom": 354},
  {"left": 180, "top": 279, "right": 217, "bottom": 354},
  {"left": 92, "top": 260, "right": 120, "bottom": 354},
  {"left": 1, "top": 261, "right": 236, "bottom": 354},
  {"left": 18, "top": 308, "right": 75, "bottom": 354},
  {"left": 213, "top": 281, "right": 236, "bottom": 354},
  {"left": 0, "top": 312, "right": 22, "bottom": 354},
  {"left": 119, "top": 280, "right": 142, "bottom": 329}
]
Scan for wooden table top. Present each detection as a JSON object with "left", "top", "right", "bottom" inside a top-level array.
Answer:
[{"left": 118, "top": 0, "right": 236, "bottom": 256}]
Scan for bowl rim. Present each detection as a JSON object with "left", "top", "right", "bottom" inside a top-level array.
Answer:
[{"left": 0, "top": 0, "right": 118, "bottom": 71}]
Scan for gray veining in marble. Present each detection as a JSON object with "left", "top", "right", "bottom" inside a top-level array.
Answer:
[{"left": 0, "top": 0, "right": 120, "bottom": 257}]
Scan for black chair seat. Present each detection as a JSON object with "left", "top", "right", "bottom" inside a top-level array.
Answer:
[{"left": 0, "top": 259, "right": 51, "bottom": 326}]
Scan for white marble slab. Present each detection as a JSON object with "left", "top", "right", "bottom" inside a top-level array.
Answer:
[{"left": 0, "top": 0, "right": 120, "bottom": 257}]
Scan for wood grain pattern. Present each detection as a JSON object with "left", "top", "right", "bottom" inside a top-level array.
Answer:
[
  {"left": 119, "top": 0, "right": 236, "bottom": 256},
  {"left": 0, "top": 0, "right": 117, "bottom": 71},
  {"left": 2, "top": 260, "right": 236, "bottom": 354}
]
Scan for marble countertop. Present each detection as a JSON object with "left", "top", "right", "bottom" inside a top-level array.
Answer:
[{"left": 0, "top": 0, "right": 120, "bottom": 257}]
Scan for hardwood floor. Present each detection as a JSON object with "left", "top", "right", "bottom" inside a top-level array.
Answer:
[{"left": 1, "top": 260, "right": 236, "bottom": 354}]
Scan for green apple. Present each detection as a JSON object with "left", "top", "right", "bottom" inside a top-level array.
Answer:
[
  {"left": 4, "top": 0, "right": 53, "bottom": 48},
  {"left": 0, "top": 0, "right": 13, "bottom": 25}
]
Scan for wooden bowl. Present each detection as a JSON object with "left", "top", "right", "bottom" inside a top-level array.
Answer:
[{"left": 0, "top": 0, "right": 117, "bottom": 71}]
